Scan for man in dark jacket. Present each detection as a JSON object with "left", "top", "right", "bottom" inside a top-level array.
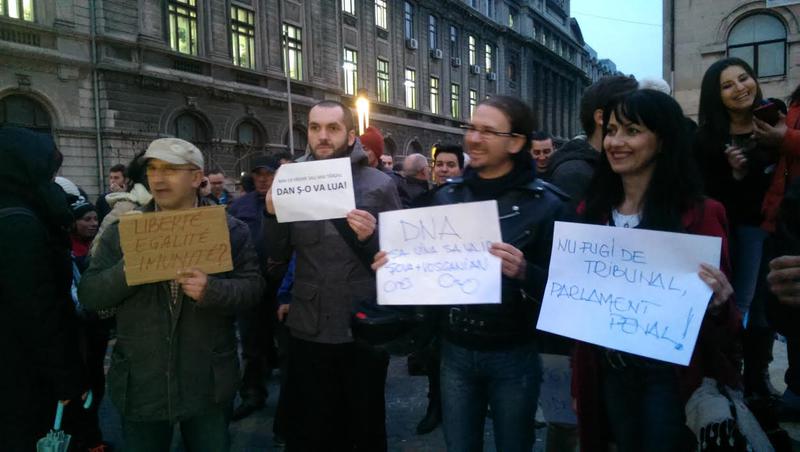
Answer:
[
  {"left": 79, "top": 138, "right": 264, "bottom": 451},
  {"left": 402, "top": 153, "right": 431, "bottom": 202},
  {"left": 265, "top": 100, "right": 402, "bottom": 451},
  {"left": 227, "top": 156, "right": 281, "bottom": 420},
  {"left": 540, "top": 75, "right": 638, "bottom": 208},
  {"left": 0, "top": 127, "right": 86, "bottom": 451}
]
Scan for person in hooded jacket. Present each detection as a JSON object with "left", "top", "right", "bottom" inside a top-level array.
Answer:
[{"left": 0, "top": 126, "right": 86, "bottom": 451}]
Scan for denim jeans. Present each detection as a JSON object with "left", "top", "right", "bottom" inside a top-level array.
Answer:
[
  {"left": 121, "top": 406, "right": 231, "bottom": 452},
  {"left": 732, "top": 226, "right": 768, "bottom": 325},
  {"left": 601, "top": 360, "right": 686, "bottom": 452},
  {"left": 440, "top": 339, "right": 541, "bottom": 452}
]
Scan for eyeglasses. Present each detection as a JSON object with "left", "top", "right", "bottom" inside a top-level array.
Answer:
[
  {"left": 459, "top": 124, "right": 521, "bottom": 139},
  {"left": 145, "top": 164, "right": 199, "bottom": 177}
]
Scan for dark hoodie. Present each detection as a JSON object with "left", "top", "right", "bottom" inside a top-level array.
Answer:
[
  {"left": 540, "top": 138, "right": 599, "bottom": 208},
  {"left": 0, "top": 127, "right": 84, "bottom": 449}
]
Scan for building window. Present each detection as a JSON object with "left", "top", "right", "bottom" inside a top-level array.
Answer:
[
  {"left": 175, "top": 113, "right": 207, "bottom": 143},
  {"left": 485, "top": 44, "right": 494, "bottom": 73},
  {"left": 449, "top": 25, "right": 459, "bottom": 57},
  {"left": 1, "top": 0, "right": 34, "bottom": 21},
  {"left": 404, "top": 68, "right": 417, "bottom": 109},
  {"left": 168, "top": 0, "right": 198, "bottom": 55},
  {"left": 343, "top": 48, "right": 358, "bottom": 96},
  {"left": 485, "top": 0, "right": 494, "bottom": 18},
  {"left": 283, "top": 24, "right": 303, "bottom": 80},
  {"left": 468, "top": 35, "right": 477, "bottom": 66},
  {"left": 0, "top": 94, "right": 51, "bottom": 132},
  {"left": 377, "top": 58, "right": 390, "bottom": 103},
  {"left": 531, "top": 21, "right": 536, "bottom": 40},
  {"left": 237, "top": 121, "right": 263, "bottom": 147},
  {"left": 450, "top": 83, "right": 460, "bottom": 119},
  {"left": 231, "top": 6, "right": 255, "bottom": 69},
  {"left": 375, "top": 0, "right": 388, "bottom": 29},
  {"left": 430, "top": 76, "right": 440, "bottom": 115},
  {"left": 428, "top": 15, "right": 438, "bottom": 49},
  {"left": 404, "top": 2, "right": 414, "bottom": 39},
  {"left": 469, "top": 0, "right": 478, "bottom": 9},
  {"left": 508, "top": 6, "right": 517, "bottom": 28},
  {"left": 728, "top": 13, "right": 787, "bottom": 78},
  {"left": 342, "top": 0, "right": 355, "bottom": 15},
  {"left": 507, "top": 61, "right": 517, "bottom": 82},
  {"left": 469, "top": 89, "right": 477, "bottom": 117}
]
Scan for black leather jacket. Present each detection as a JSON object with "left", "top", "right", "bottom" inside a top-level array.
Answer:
[{"left": 427, "top": 175, "right": 569, "bottom": 350}]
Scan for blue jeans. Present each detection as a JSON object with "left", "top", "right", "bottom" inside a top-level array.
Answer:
[
  {"left": 440, "top": 339, "right": 541, "bottom": 452},
  {"left": 732, "top": 226, "right": 768, "bottom": 325},
  {"left": 121, "top": 406, "right": 231, "bottom": 452},
  {"left": 602, "top": 361, "right": 685, "bottom": 452}
]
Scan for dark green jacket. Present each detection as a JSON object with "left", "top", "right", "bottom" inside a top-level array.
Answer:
[{"left": 78, "top": 200, "right": 264, "bottom": 421}]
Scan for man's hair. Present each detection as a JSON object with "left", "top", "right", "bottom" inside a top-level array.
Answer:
[
  {"left": 404, "top": 153, "right": 429, "bottom": 175},
  {"left": 579, "top": 75, "right": 638, "bottom": 136},
  {"left": 109, "top": 163, "right": 126, "bottom": 175},
  {"left": 311, "top": 100, "right": 355, "bottom": 132},
  {"left": 478, "top": 95, "right": 536, "bottom": 171},
  {"left": 433, "top": 144, "right": 464, "bottom": 169},
  {"left": 207, "top": 168, "right": 225, "bottom": 176},
  {"left": 531, "top": 131, "right": 552, "bottom": 142}
]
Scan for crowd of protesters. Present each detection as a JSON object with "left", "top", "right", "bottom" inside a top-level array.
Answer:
[{"left": 4, "top": 54, "right": 800, "bottom": 452}]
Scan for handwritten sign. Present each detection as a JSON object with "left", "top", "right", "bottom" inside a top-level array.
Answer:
[
  {"left": 539, "top": 354, "right": 577, "bottom": 425},
  {"left": 536, "top": 221, "right": 721, "bottom": 366},
  {"left": 377, "top": 201, "right": 502, "bottom": 305},
  {"left": 119, "top": 205, "right": 233, "bottom": 286},
  {"left": 272, "top": 157, "right": 355, "bottom": 223}
]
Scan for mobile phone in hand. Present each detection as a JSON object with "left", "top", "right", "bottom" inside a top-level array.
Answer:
[{"left": 753, "top": 102, "right": 780, "bottom": 126}]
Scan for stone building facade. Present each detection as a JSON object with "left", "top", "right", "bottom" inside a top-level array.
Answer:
[
  {"left": 1, "top": 0, "right": 610, "bottom": 196},
  {"left": 664, "top": 0, "right": 800, "bottom": 120}
]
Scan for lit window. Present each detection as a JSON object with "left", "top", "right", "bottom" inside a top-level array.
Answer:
[
  {"left": 377, "top": 58, "right": 390, "bottom": 103},
  {"left": 430, "top": 76, "right": 440, "bottom": 115},
  {"left": 468, "top": 35, "right": 477, "bottom": 66},
  {"left": 1, "top": 0, "right": 34, "bottom": 21},
  {"left": 343, "top": 48, "right": 358, "bottom": 96},
  {"left": 404, "top": 2, "right": 415, "bottom": 39},
  {"left": 428, "top": 15, "right": 438, "bottom": 49},
  {"left": 342, "top": 0, "right": 355, "bottom": 15},
  {"left": 450, "top": 83, "right": 460, "bottom": 119},
  {"left": 728, "top": 14, "right": 787, "bottom": 78},
  {"left": 485, "top": 44, "right": 494, "bottom": 73},
  {"left": 283, "top": 24, "right": 303, "bottom": 80},
  {"left": 469, "top": 89, "right": 477, "bottom": 118},
  {"left": 168, "top": 0, "right": 198, "bottom": 55},
  {"left": 405, "top": 68, "right": 417, "bottom": 109},
  {"left": 375, "top": 0, "right": 388, "bottom": 29},
  {"left": 508, "top": 6, "right": 517, "bottom": 28},
  {"left": 231, "top": 6, "right": 255, "bottom": 69}
]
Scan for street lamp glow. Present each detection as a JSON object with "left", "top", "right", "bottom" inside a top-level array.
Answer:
[{"left": 356, "top": 90, "right": 370, "bottom": 135}]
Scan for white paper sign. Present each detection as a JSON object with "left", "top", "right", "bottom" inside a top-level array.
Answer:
[
  {"left": 539, "top": 354, "right": 577, "bottom": 425},
  {"left": 272, "top": 158, "right": 355, "bottom": 223},
  {"left": 377, "top": 201, "right": 502, "bottom": 305},
  {"left": 536, "top": 222, "right": 721, "bottom": 366}
]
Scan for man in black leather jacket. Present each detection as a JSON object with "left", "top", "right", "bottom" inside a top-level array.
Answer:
[{"left": 384, "top": 96, "right": 568, "bottom": 451}]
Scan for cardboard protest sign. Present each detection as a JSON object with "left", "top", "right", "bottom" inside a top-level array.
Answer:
[
  {"left": 536, "top": 221, "right": 721, "bottom": 366},
  {"left": 118, "top": 205, "right": 233, "bottom": 286},
  {"left": 377, "top": 201, "right": 502, "bottom": 305},
  {"left": 272, "top": 157, "right": 356, "bottom": 223},
  {"left": 539, "top": 354, "right": 577, "bottom": 425}
]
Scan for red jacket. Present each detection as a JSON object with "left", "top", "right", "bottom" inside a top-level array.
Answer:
[
  {"left": 571, "top": 199, "right": 743, "bottom": 451},
  {"left": 762, "top": 103, "right": 800, "bottom": 233}
]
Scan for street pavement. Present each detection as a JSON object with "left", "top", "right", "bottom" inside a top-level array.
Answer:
[{"left": 99, "top": 342, "right": 800, "bottom": 451}]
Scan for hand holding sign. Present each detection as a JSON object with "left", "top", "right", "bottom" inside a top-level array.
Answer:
[
  {"left": 489, "top": 242, "right": 527, "bottom": 280},
  {"left": 177, "top": 268, "right": 209, "bottom": 302},
  {"left": 347, "top": 209, "right": 377, "bottom": 242}
]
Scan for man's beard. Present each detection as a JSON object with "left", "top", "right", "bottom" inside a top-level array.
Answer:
[{"left": 311, "top": 141, "right": 350, "bottom": 160}]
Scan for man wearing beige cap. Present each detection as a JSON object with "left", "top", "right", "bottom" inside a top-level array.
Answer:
[{"left": 79, "top": 138, "right": 264, "bottom": 451}]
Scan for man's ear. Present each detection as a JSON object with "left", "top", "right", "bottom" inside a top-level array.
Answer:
[
  {"left": 190, "top": 169, "right": 204, "bottom": 188},
  {"left": 507, "top": 134, "right": 526, "bottom": 155},
  {"left": 348, "top": 129, "right": 356, "bottom": 147}
]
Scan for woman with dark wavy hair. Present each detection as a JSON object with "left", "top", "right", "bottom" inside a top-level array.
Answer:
[
  {"left": 694, "top": 57, "right": 779, "bottom": 398},
  {"left": 573, "top": 90, "right": 743, "bottom": 451}
]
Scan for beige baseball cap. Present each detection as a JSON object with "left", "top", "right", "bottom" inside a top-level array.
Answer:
[{"left": 144, "top": 138, "right": 204, "bottom": 169}]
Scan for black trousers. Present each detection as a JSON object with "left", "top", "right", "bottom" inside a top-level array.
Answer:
[
  {"left": 237, "top": 290, "right": 278, "bottom": 403},
  {"left": 285, "top": 336, "right": 389, "bottom": 452}
]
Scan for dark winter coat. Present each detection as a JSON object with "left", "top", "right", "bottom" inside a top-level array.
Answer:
[
  {"left": 540, "top": 138, "right": 599, "bottom": 208},
  {"left": 78, "top": 198, "right": 264, "bottom": 421}
]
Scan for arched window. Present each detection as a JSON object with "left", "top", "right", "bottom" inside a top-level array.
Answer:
[
  {"left": 407, "top": 139, "right": 423, "bottom": 155},
  {"left": 728, "top": 14, "right": 786, "bottom": 78},
  {"left": 0, "top": 94, "right": 51, "bottom": 133},
  {"left": 174, "top": 112, "right": 209, "bottom": 143},
  {"left": 285, "top": 126, "right": 307, "bottom": 159},
  {"left": 383, "top": 137, "right": 397, "bottom": 156},
  {"left": 236, "top": 121, "right": 263, "bottom": 147}
]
